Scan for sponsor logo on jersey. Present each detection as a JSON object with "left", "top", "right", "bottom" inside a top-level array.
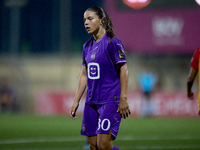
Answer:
[{"left": 88, "top": 63, "right": 100, "bottom": 79}]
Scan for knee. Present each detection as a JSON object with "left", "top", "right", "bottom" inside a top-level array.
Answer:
[
  {"left": 89, "top": 144, "right": 97, "bottom": 150},
  {"left": 97, "top": 140, "right": 112, "bottom": 150},
  {"left": 97, "top": 143, "right": 106, "bottom": 150}
]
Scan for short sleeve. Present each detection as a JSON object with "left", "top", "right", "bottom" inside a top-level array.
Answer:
[
  {"left": 108, "top": 37, "right": 127, "bottom": 65},
  {"left": 191, "top": 48, "right": 200, "bottom": 70}
]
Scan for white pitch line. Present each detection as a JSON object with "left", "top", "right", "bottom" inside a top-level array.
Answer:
[
  {"left": 0, "top": 135, "right": 200, "bottom": 145},
  {"left": 0, "top": 137, "right": 84, "bottom": 145}
]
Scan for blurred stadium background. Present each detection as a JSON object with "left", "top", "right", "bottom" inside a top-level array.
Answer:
[
  {"left": 0, "top": 0, "right": 200, "bottom": 116},
  {"left": 1, "top": 0, "right": 200, "bottom": 149}
]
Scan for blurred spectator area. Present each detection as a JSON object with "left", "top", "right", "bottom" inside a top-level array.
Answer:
[{"left": 0, "top": 53, "right": 197, "bottom": 113}]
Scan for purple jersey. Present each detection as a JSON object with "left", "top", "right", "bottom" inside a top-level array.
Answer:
[{"left": 82, "top": 33, "right": 126, "bottom": 104}]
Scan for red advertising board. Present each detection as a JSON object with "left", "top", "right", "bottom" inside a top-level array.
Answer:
[
  {"left": 35, "top": 91, "right": 86, "bottom": 115},
  {"left": 35, "top": 90, "right": 198, "bottom": 117}
]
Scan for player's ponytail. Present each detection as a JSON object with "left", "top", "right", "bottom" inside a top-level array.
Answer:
[
  {"left": 103, "top": 10, "right": 115, "bottom": 42},
  {"left": 86, "top": 7, "right": 115, "bottom": 44}
]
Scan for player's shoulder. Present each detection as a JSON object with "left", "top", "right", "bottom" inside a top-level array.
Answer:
[
  {"left": 195, "top": 47, "right": 200, "bottom": 52},
  {"left": 193, "top": 47, "right": 200, "bottom": 56},
  {"left": 110, "top": 36, "right": 122, "bottom": 44},
  {"left": 107, "top": 36, "right": 122, "bottom": 47},
  {"left": 109, "top": 36, "right": 124, "bottom": 49}
]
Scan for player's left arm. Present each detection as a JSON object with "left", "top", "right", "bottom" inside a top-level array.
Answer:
[{"left": 117, "top": 63, "right": 131, "bottom": 119}]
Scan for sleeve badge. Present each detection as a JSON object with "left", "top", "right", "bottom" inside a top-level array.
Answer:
[{"left": 118, "top": 50, "right": 125, "bottom": 58}]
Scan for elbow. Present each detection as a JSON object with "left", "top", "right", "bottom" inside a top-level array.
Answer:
[{"left": 187, "top": 76, "right": 194, "bottom": 83}]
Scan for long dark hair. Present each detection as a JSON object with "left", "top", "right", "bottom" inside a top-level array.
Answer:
[{"left": 86, "top": 7, "right": 115, "bottom": 43}]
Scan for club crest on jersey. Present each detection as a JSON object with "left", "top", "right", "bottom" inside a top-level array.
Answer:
[
  {"left": 91, "top": 52, "right": 96, "bottom": 60},
  {"left": 118, "top": 50, "right": 125, "bottom": 58}
]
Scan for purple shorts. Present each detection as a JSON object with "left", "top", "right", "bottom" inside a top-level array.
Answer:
[{"left": 81, "top": 102, "right": 121, "bottom": 139}]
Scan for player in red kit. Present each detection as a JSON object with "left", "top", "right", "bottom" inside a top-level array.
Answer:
[{"left": 187, "top": 47, "right": 200, "bottom": 115}]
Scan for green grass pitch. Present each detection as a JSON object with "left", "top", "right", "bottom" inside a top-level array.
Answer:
[{"left": 0, "top": 114, "right": 200, "bottom": 150}]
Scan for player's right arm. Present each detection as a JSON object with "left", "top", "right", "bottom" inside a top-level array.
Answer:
[
  {"left": 187, "top": 67, "right": 198, "bottom": 100},
  {"left": 187, "top": 48, "right": 199, "bottom": 100},
  {"left": 69, "top": 66, "right": 87, "bottom": 119}
]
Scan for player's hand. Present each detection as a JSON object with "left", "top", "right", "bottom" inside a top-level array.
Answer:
[
  {"left": 117, "top": 96, "right": 131, "bottom": 119},
  {"left": 69, "top": 102, "right": 79, "bottom": 120},
  {"left": 187, "top": 91, "right": 194, "bottom": 100}
]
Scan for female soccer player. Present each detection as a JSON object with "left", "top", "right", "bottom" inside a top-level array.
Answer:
[{"left": 69, "top": 7, "right": 130, "bottom": 150}]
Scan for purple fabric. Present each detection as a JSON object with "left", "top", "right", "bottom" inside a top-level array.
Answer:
[
  {"left": 82, "top": 33, "right": 126, "bottom": 104},
  {"left": 112, "top": 146, "right": 120, "bottom": 150},
  {"left": 81, "top": 102, "right": 121, "bottom": 139}
]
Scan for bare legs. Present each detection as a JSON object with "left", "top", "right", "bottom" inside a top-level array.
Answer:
[{"left": 87, "top": 130, "right": 117, "bottom": 150}]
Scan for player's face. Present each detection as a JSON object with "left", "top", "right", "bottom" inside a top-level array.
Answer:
[{"left": 84, "top": 10, "right": 102, "bottom": 35}]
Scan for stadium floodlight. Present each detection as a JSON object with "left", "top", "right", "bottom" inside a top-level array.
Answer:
[
  {"left": 123, "top": 0, "right": 151, "bottom": 10},
  {"left": 127, "top": 0, "right": 149, "bottom": 2},
  {"left": 195, "top": 0, "right": 200, "bottom": 5}
]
